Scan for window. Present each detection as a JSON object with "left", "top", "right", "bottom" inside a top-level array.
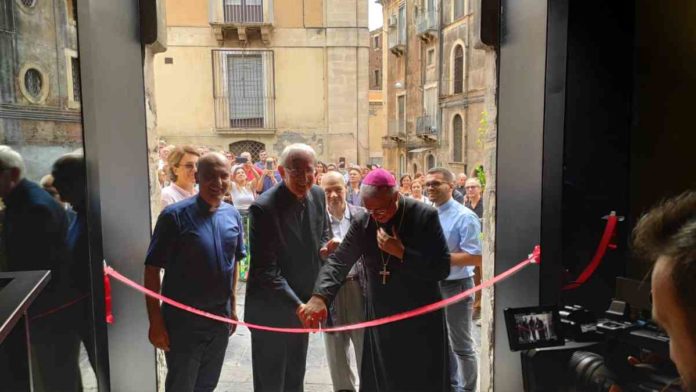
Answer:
[
  {"left": 427, "top": 48, "right": 435, "bottom": 66},
  {"left": 424, "top": 87, "right": 437, "bottom": 117},
  {"left": 229, "top": 140, "right": 265, "bottom": 162},
  {"left": 224, "top": 0, "right": 263, "bottom": 23},
  {"left": 70, "top": 57, "right": 81, "bottom": 104},
  {"left": 212, "top": 50, "right": 275, "bottom": 129},
  {"left": 399, "top": 154, "right": 406, "bottom": 176},
  {"left": 397, "top": 95, "right": 406, "bottom": 133},
  {"left": 426, "top": 154, "right": 435, "bottom": 170},
  {"left": 454, "top": 0, "right": 464, "bottom": 20},
  {"left": 398, "top": 5, "right": 406, "bottom": 44},
  {"left": 25, "top": 68, "right": 42, "bottom": 98},
  {"left": 374, "top": 35, "right": 381, "bottom": 49},
  {"left": 452, "top": 114, "right": 463, "bottom": 162},
  {"left": 453, "top": 45, "right": 463, "bottom": 94},
  {"left": 373, "top": 69, "right": 381, "bottom": 89}
]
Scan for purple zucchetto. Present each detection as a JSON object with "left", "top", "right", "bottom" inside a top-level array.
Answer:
[{"left": 362, "top": 168, "right": 397, "bottom": 187}]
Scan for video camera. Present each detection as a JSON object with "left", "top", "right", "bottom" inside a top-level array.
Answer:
[{"left": 504, "top": 279, "right": 681, "bottom": 391}]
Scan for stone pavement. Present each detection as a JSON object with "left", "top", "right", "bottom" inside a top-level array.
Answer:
[{"left": 81, "top": 281, "right": 481, "bottom": 391}]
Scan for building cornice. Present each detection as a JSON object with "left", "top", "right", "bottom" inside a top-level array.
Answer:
[{"left": 0, "top": 104, "right": 81, "bottom": 123}]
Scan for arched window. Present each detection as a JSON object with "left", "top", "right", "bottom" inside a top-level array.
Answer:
[
  {"left": 399, "top": 154, "right": 406, "bottom": 176},
  {"left": 229, "top": 140, "right": 265, "bottom": 162},
  {"left": 413, "top": 163, "right": 418, "bottom": 175},
  {"left": 453, "top": 45, "right": 464, "bottom": 94},
  {"left": 426, "top": 154, "right": 435, "bottom": 170},
  {"left": 452, "top": 114, "right": 463, "bottom": 162}
]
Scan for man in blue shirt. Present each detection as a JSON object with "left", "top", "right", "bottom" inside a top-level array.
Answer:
[
  {"left": 425, "top": 167, "right": 482, "bottom": 392},
  {"left": 144, "top": 153, "right": 246, "bottom": 392}
]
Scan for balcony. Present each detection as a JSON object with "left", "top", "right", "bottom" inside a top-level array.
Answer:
[
  {"left": 388, "top": 25, "right": 406, "bottom": 56},
  {"left": 416, "top": 115, "right": 438, "bottom": 141},
  {"left": 209, "top": 0, "right": 274, "bottom": 44},
  {"left": 387, "top": 119, "right": 406, "bottom": 142},
  {"left": 416, "top": 10, "right": 438, "bottom": 42}
]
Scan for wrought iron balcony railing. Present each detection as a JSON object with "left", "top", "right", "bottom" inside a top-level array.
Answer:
[{"left": 416, "top": 115, "right": 438, "bottom": 137}]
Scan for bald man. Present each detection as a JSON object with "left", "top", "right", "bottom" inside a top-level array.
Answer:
[
  {"left": 144, "top": 153, "right": 246, "bottom": 392},
  {"left": 320, "top": 171, "right": 367, "bottom": 392}
]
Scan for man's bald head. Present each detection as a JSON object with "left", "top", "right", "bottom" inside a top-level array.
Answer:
[
  {"left": 321, "top": 170, "right": 347, "bottom": 215},
  {"left": 197, "top": 153, "right": 231, "bottom": 207},
  {"left": 198, "top": 152, "right": 229, "bottom": 174},
  {"left": 321, "top": 170, "right": 345, "bottom": 187}
]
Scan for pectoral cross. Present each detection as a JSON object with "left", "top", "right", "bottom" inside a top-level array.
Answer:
[{"left": 379, "top": 265, "right": 391, "bottom": 285}]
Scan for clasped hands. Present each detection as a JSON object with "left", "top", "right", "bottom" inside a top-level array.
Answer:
[
  {"left": 377, "top": 227, "right": 405, "bottom": 259},
  {"left": 296, "top": 296, "right": 328, "bottom": 329}
]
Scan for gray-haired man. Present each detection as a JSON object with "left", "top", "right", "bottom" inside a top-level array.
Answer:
[{"left": 245, "top": 143, "right": 332, "bottom": 391}]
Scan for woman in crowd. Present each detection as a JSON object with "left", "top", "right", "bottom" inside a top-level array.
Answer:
[
  {"left": 161, "top": 145, "right": 199, "bottom": 207},
  {"left": 409, "top": 179, "right": 430, "bottom": 204},
  {"left": 346, "top": 166, "right": 363, "bottom": 206},
  {"left": 399, "top": 174, "right": 413, "bottom": 196},
  {"left": 228, "top": 165, "right": 256, "bottom": 212}
]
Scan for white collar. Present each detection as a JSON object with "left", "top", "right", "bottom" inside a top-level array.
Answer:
[{"left": 328, "top": 204, "right": 351, "bottom": 222}]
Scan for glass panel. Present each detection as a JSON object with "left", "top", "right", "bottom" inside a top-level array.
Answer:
[{"left": 0, "top": 0, "right": 97, "bottom": 390}]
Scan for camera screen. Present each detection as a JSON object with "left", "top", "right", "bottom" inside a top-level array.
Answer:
[
  {"left": 504, "top": 306, "right": 564, "bottom": 351},
  {"left": 514, "top": 312, "right": 557, "bottom": 345}
]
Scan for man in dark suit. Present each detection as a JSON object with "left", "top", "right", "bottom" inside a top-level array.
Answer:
[{"left": 245, "top": 143, "right": 332, "bottom": 391}]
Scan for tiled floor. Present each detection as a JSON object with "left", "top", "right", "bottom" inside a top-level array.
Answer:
[{"left": 82, "top": 282, "right": 481, "bottom": 391}]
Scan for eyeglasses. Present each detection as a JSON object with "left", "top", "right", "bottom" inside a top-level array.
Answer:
[
  {"left": 366, "top": 200, "right": 397, "bottom": 216},
  {"left": 285, "top": 167, "right": 315, "bottom": 177},
  {"left": 424, "top": 181, "right": 445, "bottom": 188},
  {"left": 465, "top": 185, "right": 480, "bottom": 189},
  {"left": 177, "top": 163, "right": 197, "bottom": 171}
]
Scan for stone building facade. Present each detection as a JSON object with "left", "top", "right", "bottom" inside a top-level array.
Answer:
[
  {"left": 379, "top": 0, "right": 491, "bottom": 177},
  {"left": 367, "top": 28, "right": 386, "bottom": 165},
  {"left": 0, "top": 0, "right": 83, "bottom": 181},
  {"left": 153, "top": 0, "right": 370, "bottom": 164}
]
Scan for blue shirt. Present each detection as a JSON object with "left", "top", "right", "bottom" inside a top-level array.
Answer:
[
  {"left": 145, "top": 196, "right": 246, "bottom": 316},
  {"left": 259, "top": 171, "right": 282, "bottom": 194},
  {"left": 436, "top": 198, "right": 482, "bottom": 280}
]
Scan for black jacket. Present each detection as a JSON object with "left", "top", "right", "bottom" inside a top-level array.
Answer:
[
  {"left": 2, "top": 179, "right": 71, "bottom": 314},
  {"left": 244, "top": 182, "right": 331, "bottom": 327}
]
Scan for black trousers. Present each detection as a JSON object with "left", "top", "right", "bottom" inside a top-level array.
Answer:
[
  {"left": 164, "top": 325, "right": 229, "bottom": 392},
  {"left": 251, "top": 329, "right": 309, "bottom": 392}
]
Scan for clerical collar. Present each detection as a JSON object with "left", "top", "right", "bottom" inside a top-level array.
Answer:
[{"left": 196, "top": 195, "right": 221, "bottom": 213}]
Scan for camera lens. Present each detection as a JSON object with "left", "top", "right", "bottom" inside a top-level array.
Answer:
[{"left": 568, "top": 351, "right": 618, "bottom": 392}]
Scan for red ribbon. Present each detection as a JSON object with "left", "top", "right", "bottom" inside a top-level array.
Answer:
[
  {"left": 30, "top": 293, "right": 89, "bottom": 321},
  {"left": 104, "top": 245, "right": 540, "bottom": 334},
  {"left": 104, "top": 272, "right": 114, "bottom": 324},
  {"left": 562, "top": 215, "right": 618, "bottom": 290}
]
